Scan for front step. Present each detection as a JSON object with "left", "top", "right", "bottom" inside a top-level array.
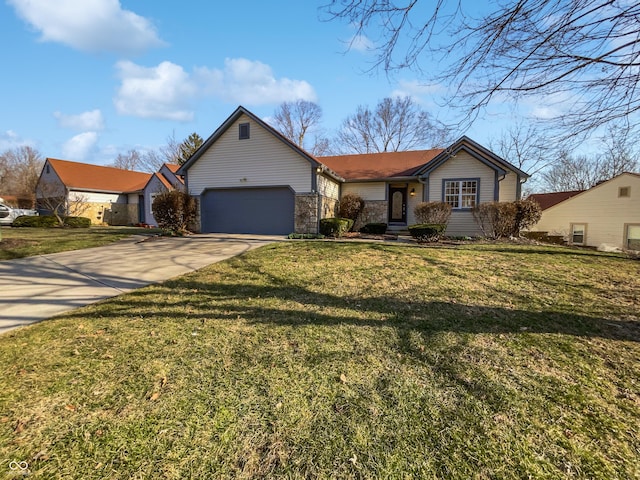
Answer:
[{"left": 387, "top": 225, "right": 410, "bottom": 235}]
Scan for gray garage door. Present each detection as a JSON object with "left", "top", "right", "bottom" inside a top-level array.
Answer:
[{"left": 201, "top": 187, "right": 295, "bottom": 234}]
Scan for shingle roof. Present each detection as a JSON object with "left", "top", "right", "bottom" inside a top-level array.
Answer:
[
  {"left": 528, "top": 190, "right": 584, "bottom": 210},
  {"left": 318, "top": 149, "right": 444, "bottom": 181},
  {"left": 163, "top": 163, "right": 180, "bottom": 174},
  {"left": 47, "top": 158, "right": 152, "bottom": 193}
]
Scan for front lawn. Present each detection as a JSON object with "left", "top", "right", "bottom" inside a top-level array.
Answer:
[
  {"left": 1, "top": 242, "right": 638, "bottom": 479},
  {"left": 0, "top": 226, "right": 161, "bottom": 260}
]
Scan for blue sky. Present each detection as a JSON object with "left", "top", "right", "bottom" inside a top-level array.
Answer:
[{"left": 0, "top": 0, "right": 521, "bottom": 166}]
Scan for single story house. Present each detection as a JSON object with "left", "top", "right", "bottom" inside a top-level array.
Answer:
[
  {"left": 36, "top": 159, "right": 183, "bottom": 226},
  {"left": 528, "top": 172, "right": 640, "bottom": 250},
  {"left": 140, "top": 163, "right": 185, "bottom": 226},
  {"left": 177, "top": 106, "right": 530, "bottom": 236}
]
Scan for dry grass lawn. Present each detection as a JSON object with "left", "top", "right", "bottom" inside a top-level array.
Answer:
[{"left": 0, "top": 241, "right": 638, "bottom": 479}]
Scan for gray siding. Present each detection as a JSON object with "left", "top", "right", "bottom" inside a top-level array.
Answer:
[{"left": 187, "top": 114, "right": 312, "bottom": 195}]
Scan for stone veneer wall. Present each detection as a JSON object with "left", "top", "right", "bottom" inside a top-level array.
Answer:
[
  {"left": 320, "top": 195, "right": 338, "bottom": 221},
  {"left": 295, "top": 193, "right": 319, "bottom": 234},
  {"left": 190, "top": 196, "right": 202, "bottom": 232},
  {"left": 106, "top": 204, "right": 138, "bottom": 226},
  {"left": 354, "top": 200, "right": 388, "bottom": 231}
]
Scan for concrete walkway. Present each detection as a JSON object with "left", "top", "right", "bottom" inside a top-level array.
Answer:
[{"left": 0, "top": 234, "right": 280, "bottom": 334}]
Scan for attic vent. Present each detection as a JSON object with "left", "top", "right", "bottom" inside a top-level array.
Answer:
[
  {"left": 239, "top": 122, "right": 250, "bottom": 140},
  {"left": 619, "top": 186, "right": 630, "bottom": 198}
]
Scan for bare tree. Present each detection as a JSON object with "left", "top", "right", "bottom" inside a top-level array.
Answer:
[
  {"left": 598, "top": 124, "right": 639, "bottom": 179},
  {"left": 112, "top": 149, "right": 142, "bottom": 170},
  {"left": 491, "top": 123, "right": 551, "bottom": 176},
  {"left": 538, "top": 123, "right": 639, "bottom": 192},
  {"left": 323, "top": 1, "right": 640, "bottom": 141},
  {"left": 35, "top": 180, "right": 89, "bottom": 225},
  {"left": 139, "top": 132, "right": 181, "bottom": 172},
  {"left": 0, "top": 146, "right": 44, "bottom": 202},
  {"left": 272, "top": 100, "right": 329, "bottom": 155},
  {"left": 540, "top": 152, "right": 604, "bottom": 192},
  {"left": 335, "top": 96, "right": 449, "bottom": 153}
]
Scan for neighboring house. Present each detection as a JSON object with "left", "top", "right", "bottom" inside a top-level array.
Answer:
[
  {"left": 141, "top": 163, "right": 185, "bottom": 226},
  {"left": 36, "top": 159, "right": 152, "bottom": 225},
  {"left": 178, "top": 106, "right": 529, "bottom": 236},
  {"left": 528, "top": 172, "right": 640, "bottom": 250},
  {"left": 527, "top": 190, "right": 584, "bottom": 210}
]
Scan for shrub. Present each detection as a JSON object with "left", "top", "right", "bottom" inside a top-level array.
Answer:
[
  {"left": 337, "top": 193, "right": 365, "bottom": 229},
  {"left": 514, "top": 198, "right": 542, "bottom": 234},
  {"left": 12, "top": 215, "right": 57, "bottom": 228},
  {"left": 414, "top": 202, "right": 452, "bottom": 225},
  {"left": 473, "top": 200, "right": 542, "bottom": 239},
  {"left": 152, "top": 190, "right": 197, "bottom": 235},
  {"left": 359, "top": 223, "right": 388, "bottom": 234},
  {"left": 63, "top": 216, "right": 91, "bottom": 228},
  {"left": 319, "top": 217, "right": 354, "bottom": 237},
  {"left": 408, "top": 223, "right": 447, "bottom": 243},
  {"left": 287, "top": 233, "right": 325, "bottom": 239},
  {"left": 472, "top": 202, "right": 517, "bottom": 239}
]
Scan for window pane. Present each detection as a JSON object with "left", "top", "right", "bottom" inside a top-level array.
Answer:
[
  {"left": 444, "top": 181, "right": 459, "bottom": 207},
  {"left": 571, "top": 224, "right": 585, "bottom": 244},
  {"left": 627, "top": 225, "right": 640, "bottom": 249},
  {"left": 461, "top": 180, "right": 477, "bottom": 208}
]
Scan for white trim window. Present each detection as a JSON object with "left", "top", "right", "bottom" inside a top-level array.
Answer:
[
  {"left": 570, "top": 223, "right": 587, "bottom": 245},
  {"left": 626, "top": 224, "right": 640, "bottom": 250},
  {"left": 444, "top": 179, "right": 478, "bottom": 209},
  {"left": 150, "top": 193, "right": 160, "bottom": 215}
]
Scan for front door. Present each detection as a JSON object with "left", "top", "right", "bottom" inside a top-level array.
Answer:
[{"left": 388, "top": 186, "right": 407, "bottom": 224}]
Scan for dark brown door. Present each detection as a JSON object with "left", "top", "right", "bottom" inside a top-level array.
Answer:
[{"left": 388, "top": 187, "right": 407, "bottom": 223}]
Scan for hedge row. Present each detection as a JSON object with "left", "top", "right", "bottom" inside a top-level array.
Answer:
[
  {"left": 319, "top": 218, "right": 354, "bottom": 237},
  {"left": 359, "top": 223, "right": 388, "bottom": 234},
  {"left": 12, "top": 215, "right": 91, "bottom": 228},
  {"left": 408, "top": 223, "right": 447, "bottom": 243}
]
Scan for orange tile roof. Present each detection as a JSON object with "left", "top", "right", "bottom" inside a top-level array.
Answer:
[
  {"left": 163, "top": 163, "right": 180, "bottom": 173},
  {"left": 528, "top": 190, "right": 584, "bottom": 210},
  {"left": 47, "top": 158, "right": 152, "bottom": 193},
  {"left": 318, "top": 149, "right": 444, "bottom": 180}
]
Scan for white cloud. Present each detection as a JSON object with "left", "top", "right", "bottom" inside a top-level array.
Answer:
[
  {"left": 349, "top": 34, "right": 374, "bottom": 53},
  {"left": 7, "top": 0, "right": 165, "bottom": 54},
  {"left": 391, "top": 79, "right": 442, "bottom": 102},
  {"left": 526, "top": 92, "right": 574, "bottom": 120},
  {"left": 0, "top": 130, "right": 31, "bottom": 151},
  {"left": 62, "top": 132, "right": 99, "bottom": 160},
  {"left": 54, "top": 109, "right": 104, "bottom": 131},
  {"left": 195, "top": 58, "right": 317, "bottom": 105},
  {"left": 113, "top": 58, "right": 317, "bottom": 121},
  {"left": 114, "top": 61, "right": 197, "bottom": 121}
]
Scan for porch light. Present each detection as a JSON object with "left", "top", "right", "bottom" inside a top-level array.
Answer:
[
  {"left": 410, "top": 188, "right": 416, "bottom": 196},
  {"left": 316, "top": 166, "right": 323, "bottom": 173}
]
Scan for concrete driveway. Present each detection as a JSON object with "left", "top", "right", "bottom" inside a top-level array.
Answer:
[{"left": 0, "top": 234, "right": 280, "bottom": 334}]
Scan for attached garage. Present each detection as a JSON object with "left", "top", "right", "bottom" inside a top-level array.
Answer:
[{"left": 200, "top": 187, "right": 295, "bottom": 235}]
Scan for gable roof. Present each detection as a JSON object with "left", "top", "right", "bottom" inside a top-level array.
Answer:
[
  {"left": 415, "top": 136, "right": 529, "bottom": 179},
  {"left": 532, "top": 172, "right": 640, "bottom": 211},
  {"left": 318, "top": 149, "right": 443, "bottom": 181},
  {"left": 177, "top": 106, "right": 529, "bottom": 184},
  {"left": 163, "top": 163, "right": 181, "bottom": 174},
  {"left": 178, "top": 106, "right": 343, "bottom": 182},
  {"left": 528, "top": 190, "right": 584, "bottom": 210},
  {"left": 45, "top": 158, "right": 152, "bottom": 193}
]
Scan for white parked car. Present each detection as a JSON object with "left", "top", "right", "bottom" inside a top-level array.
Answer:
[{"left": 0, "top": 203, "right": 39, "bottom": 226}]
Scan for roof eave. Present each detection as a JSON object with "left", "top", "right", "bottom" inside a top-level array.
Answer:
[{"left": 343, "top": 175, "right": 419, "bottom": 183}]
